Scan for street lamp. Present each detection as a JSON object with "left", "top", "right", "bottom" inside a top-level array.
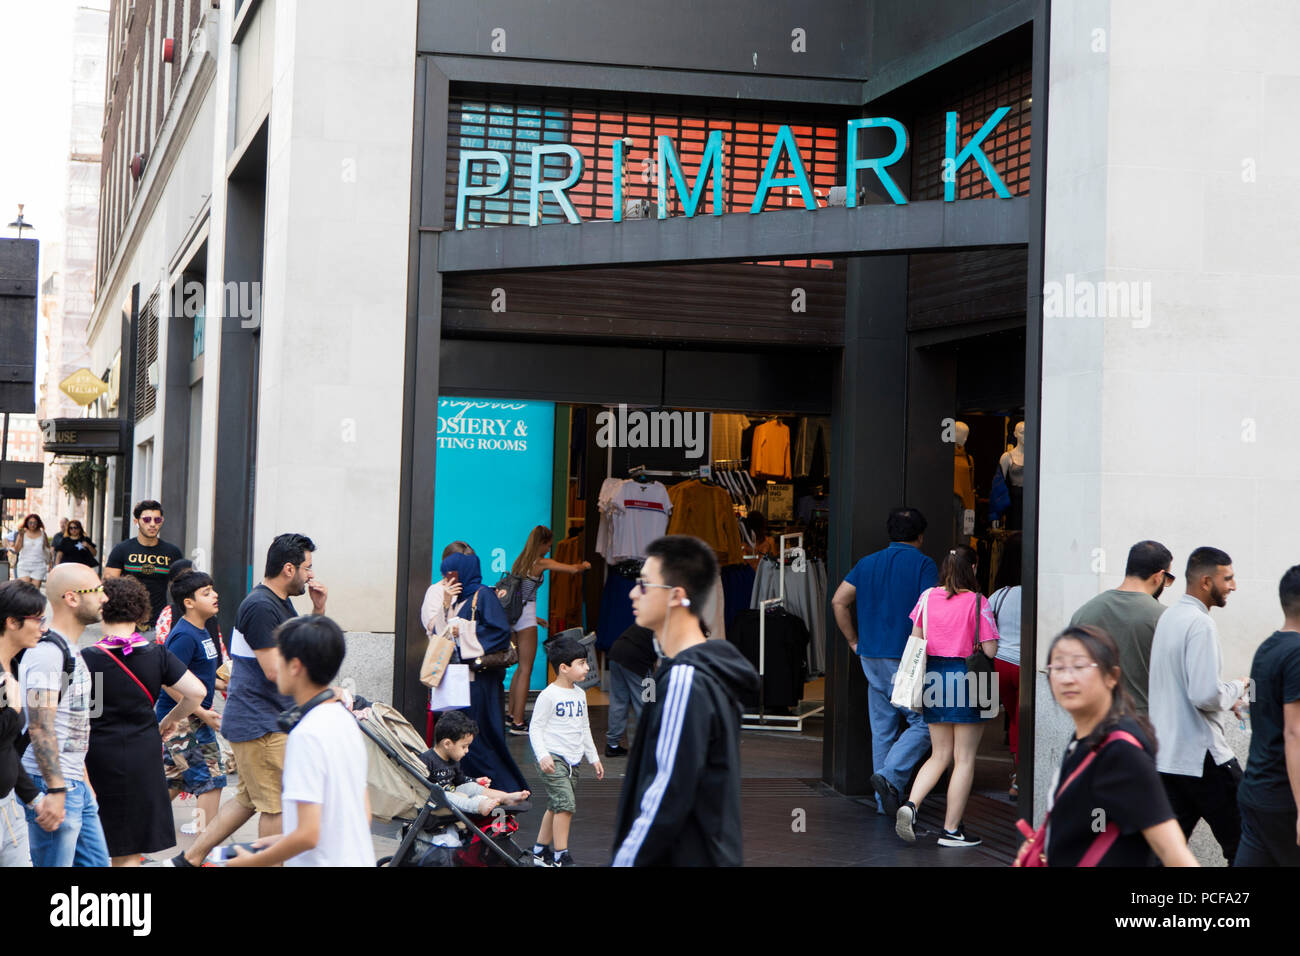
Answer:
[{"left": 7, "top": 203, "right": 34, "bottom": 238}]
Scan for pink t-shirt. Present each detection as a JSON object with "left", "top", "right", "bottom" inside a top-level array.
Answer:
[{"left": 909, "top": 588, "right": 1001, "bottom": 658}]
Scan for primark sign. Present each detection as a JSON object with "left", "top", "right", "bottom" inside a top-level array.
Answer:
[{"left": 455, "top": 108, "right": 1015, "bottom": 229}]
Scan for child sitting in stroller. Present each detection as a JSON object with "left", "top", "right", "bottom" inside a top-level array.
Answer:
[{"left": 420, "top": 711, "right": 530, "bottom": 816}]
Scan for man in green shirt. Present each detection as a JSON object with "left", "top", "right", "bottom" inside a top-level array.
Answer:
[{"left": 1068, "top": 540, "right": 1175, "bottom": 713}]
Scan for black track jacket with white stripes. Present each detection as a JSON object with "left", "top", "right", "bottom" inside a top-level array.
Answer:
[{"left": 611, "top": 638, "right": 759, "bottom": 866}]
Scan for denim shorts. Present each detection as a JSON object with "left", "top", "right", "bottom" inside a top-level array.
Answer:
[{"left": 922, "top": 657, "right": 991, "bottom": 724}]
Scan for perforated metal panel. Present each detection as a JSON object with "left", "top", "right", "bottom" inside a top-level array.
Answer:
[{"left": 134, "top": 291, "right": 159, "bottom": 421}]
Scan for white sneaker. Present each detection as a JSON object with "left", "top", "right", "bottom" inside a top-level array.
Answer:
[{"left": 895, "top": 802, "right": 917, "bottom": 843}]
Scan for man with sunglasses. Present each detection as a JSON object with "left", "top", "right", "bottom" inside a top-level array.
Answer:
[
  {"left": 16, "top": 563, "right": 110, "bottom": 865},
  {"left": 1068, "top": 540, "right": 1176, "bottom": 715},
  {"left": 105, "top": 500, "right": 184, "bottom": 633}
]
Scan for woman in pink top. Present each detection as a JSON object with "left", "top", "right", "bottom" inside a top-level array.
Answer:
[{"left": 895, "top": 546, "right": 999, "bottom": 849}]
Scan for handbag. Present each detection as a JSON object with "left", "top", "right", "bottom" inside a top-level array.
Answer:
[
  {"left": 964, "top": 593, "right": 995, "bottom": 710},
  {"left": 1013, "top": 729, "right": 1142, "bottom": 866},
  {"left": 450, "top": 591, "right": 518, "bottom": 672},
  {"left": 890, "top": 588, "right": 930, "bottom": 710}
]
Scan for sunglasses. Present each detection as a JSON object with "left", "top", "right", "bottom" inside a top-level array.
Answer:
[
  {"left": 139, "top": 516, "right": 162, "bottom": 524},
  {"left": 1163, "top": 570, "right": 1176, "bottom": 584},
  {"left": 634, "top": 578, "right": 674, "bottom": 595}
]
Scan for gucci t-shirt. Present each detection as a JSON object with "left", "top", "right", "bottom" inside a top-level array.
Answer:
[{"left": 106, "top": 537, "right": 185, "bottom": 626}]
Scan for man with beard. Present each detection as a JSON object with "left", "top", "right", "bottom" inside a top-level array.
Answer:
[
  {"left": 17, "top": 563, "right": 110, "bottom": 865},
  {"left": 1149, "top": 546, "right": 1251, "bottom": 865},
  {"left": 1069, "top": 540, "right": 1175, "bottom": 713},
  {"left": 167, "top": 534, "right": 327, "bottom": 866}
]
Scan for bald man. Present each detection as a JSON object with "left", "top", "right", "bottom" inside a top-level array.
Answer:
[{"left": 18, "top": 562, "right": 110, "bottom": 866}]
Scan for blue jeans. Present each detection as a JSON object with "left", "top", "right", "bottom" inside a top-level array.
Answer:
[
  {"left": 860, "top": 657, "right": 931, "bottom": 810},
  {"left": 606, "top": 660, "right": 647, "bottom": 747},
  {"left": 23, "top": 775, "right": 110, "bottom": 867}
]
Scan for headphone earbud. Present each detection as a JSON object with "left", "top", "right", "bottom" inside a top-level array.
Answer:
[{"left": 680, "top": 598, "right": 691, "bottom": 608}]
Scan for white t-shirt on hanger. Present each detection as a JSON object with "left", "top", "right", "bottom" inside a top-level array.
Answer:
[
  {"left": 595, "top": 477, "right": 629, "bottom": 559},
  {"left": 609, "top": 480, "right": 672, "bottom": 562}
]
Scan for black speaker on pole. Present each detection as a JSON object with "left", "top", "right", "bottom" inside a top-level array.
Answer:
[{"left": 0, "top": 238, "right": 38, "bottom": 414}]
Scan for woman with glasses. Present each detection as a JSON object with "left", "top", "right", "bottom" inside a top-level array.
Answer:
[
  {"left": 53, "top": 520, "right": 98, "bottom": 569},
  {"left": 0, "top": 580, "right": 45, "bottom": 866},
  {"left": 1018, "top": 625, "right": 1196, "bottom": 866},
  {"left": 82, "top": 576, "right": 206, "bottom": 866},
  {"left": 10, "top": 514, "right": 52, "bottom": 587},
  {"left": 895, "top": 545, "right": 998, "bottom": 849}
]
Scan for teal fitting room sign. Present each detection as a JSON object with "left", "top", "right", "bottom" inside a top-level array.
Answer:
[{"left": 433, "top": 397, "right": 555, "bottom": 691}]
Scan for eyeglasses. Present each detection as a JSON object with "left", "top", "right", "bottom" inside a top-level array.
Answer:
[
  {"left": 634, "top": 578, "right": 674, "bottom": 595},
  {"left": 1044, "top": 661, "right": 1101, "bottom": 677},
  {"left": 64, "top": 585, "right": 104, "bottom": 596},
  {"left": 139, "top": 516, "right": 162, "bottom": 524},
  {"left": 23, "top": 614, "right": 46, "bottom": 626}
]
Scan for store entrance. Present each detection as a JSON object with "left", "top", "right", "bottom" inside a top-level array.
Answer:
[{"left": 432, "top": 341, "right": 837, "bottom": 749}]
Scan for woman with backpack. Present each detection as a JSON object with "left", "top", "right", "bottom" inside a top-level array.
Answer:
[
  {"left": 895, "top": 545, "right": 999, "bottom": 848},
  {"left": 504, "top": 526, "right": 590, "bottom": 736},
  {"left": 1015, "top": 625, "right": 1196, "bottom": 866}
]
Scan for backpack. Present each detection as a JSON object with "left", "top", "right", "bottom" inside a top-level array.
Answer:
[
  {"left": 493, "top": 575, "right": 525, "bottom": 628},
  {"left": 12, "top": 631, "right": 76, "bottom": 702}
]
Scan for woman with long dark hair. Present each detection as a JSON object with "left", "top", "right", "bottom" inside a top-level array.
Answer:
[
  {"left": 990, "top": 532, "right": 1022, "bottom": 797},
  {"left": 505, "top": 526, "right": 590, "bottom": 735},
  {"left": 895, "top": 545, "right": 998, "bottom": 848},
  {"left": 53, "top": 519, "right": 98, "bottom": 569},
  {"left": 442, "top": 550, "right": 528, "bottom": 794},
  {"left": 1020, "top": 625, "right": 1196, "bottom": 866},
  {"left": 10, "top": 514, "right": 52, "bottom": 587}
]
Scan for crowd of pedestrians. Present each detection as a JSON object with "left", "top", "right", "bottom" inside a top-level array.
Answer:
[
  {"left": 4, "top": 490, "right": 1299, "bottom": 870},
  {"left": 835, "top": 506, "right": 1300, "bottom": 867}
]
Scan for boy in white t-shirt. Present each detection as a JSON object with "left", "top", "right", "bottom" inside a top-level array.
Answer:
[
  {"left": 229, "top": 615, "right": 372, "bottom": 867},
  {"left": 529, "top": 636, "right": 603, "bottom": 867}
]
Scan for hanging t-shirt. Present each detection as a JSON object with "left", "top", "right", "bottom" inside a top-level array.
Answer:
[
  {"left": 608, "top": 480, "right": 671, "bottom": 562},
  {"left": 595, "top": 477, "right": 629, "bottom": 559},
  {"left": 749, "top": 420, "right": 791, "bottom": 480},
  {"left": 711, "top": 413, "right": 751, "bottom": 464},
  {"left": 282, "top": 701, "right": 373, "bottom": 867}
]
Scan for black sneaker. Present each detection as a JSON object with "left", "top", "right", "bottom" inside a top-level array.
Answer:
[
  {"left": 507, "top": 721, "right": 529, "bottom": 736},
  {"left": 553, "top": 851, "right": 576, "bottom": 867},
  {"left": 604, "top": 744, "right": 628, "bottom": 757},
  {"left": 163, "top": 852, "right": 195, "bottom": 867},
  {"left": 532, "top": 847, "right": 554, "bottom": 867},
  {"left": 870, "top": 773, "right": 901, "bottom": 818},
  {"left": 895, "top": 801, "right": 917, "bottom": 843},
  {"left": 937, "top": 826, "right": 982, "bottom": 848}
]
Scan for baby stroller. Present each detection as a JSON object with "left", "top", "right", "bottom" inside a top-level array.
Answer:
[{"left": 355, "top": 701, "right": 531, "bottom": 867}]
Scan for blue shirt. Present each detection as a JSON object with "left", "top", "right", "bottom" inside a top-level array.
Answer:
[
  {"left": 844, "top": 543, "right": 938, "bottom": 658},
  {"left": 221, "top": 584, "right": 296, "bottom": 743},
  {"left": 156, "top": 618, "right": 220, "bottom": 718}
]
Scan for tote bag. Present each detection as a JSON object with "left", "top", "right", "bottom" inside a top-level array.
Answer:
[{"left": 890, "top": 588, "right": 931, "bottom": 710}]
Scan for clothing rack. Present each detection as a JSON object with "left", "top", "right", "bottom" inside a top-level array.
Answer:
[
  {"left": 742, "top": 532, "right": 826, "bottom": 732},
  {"left": 627, "top": 464, "right": 711, "bottom": 480}
]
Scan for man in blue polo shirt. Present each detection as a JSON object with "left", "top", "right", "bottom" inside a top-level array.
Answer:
[{"left": 832, "top": 507, "right": 938, "bottom": 816}]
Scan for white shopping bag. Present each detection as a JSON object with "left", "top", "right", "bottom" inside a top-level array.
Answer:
[
  {"left": 430, "top": 663, "right": 471, "bottom": 711},
  {"left": 890, "top": 588, "right": 930, "bottom": 710}
]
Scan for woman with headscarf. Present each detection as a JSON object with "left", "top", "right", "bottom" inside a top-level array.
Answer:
[{"left": 441, "top": 551, "right": 528, "bottom": 794}]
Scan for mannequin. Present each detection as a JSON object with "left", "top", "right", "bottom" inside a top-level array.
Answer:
[
  {"left": 953, "top": 421, "right": 975, "bottom": 541},
  {"left": 998, "top": 421, "right": 1026, "bottom": 530},
  {"left": 999, "top": 421, "right": 1026, "bottom": 488}
]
